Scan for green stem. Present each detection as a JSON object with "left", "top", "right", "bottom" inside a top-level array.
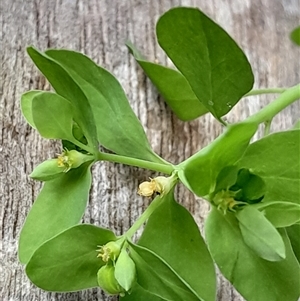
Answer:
[
  {"left": 97, "top": 152, "right": 175, "bottom": 175},
  {"left": 70, "top": 138, "right": 94, "bottom": 154},
  {"left": 264, "top": 119, "right": 273, "bottom": 136},
  {"left": 245, "top": 88, "right": 287, "bottom": 97},
  {"left": 246, "top": 84, "right": 300, "bottom": 124},
  {"left": 125, "top": 195, "right": 164, "bottom": 238}
]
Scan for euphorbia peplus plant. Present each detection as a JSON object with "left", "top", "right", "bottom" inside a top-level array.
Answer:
[{"left": 18, "top": 7, "right": 300, "bottom": 301}]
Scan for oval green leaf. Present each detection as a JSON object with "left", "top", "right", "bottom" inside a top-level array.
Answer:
[
  {"left": 254, "top": 201, "right": 300, "bottom": 228},
  {"left": 205, "top": 207, "right": 300, "bottom": 301},
  {"left": 214, "top": 165, "right": 239, "bottom": 192},
  {"left": 138, "top": 192, "right": 216, "bottom": 301},
  {"left": 238, "top": 130, "right": 300, "bottom": 204},
  {"left": 20, "top": 90, "right": 43, "bottom": 129},
  {"left": 115, "top": 248, "right": 136, "bottom": 292},
  {"left": 121, "top": 283, "right": 164, "bottom": 301},
  {"left": 126, "top": 42, "right": 208, "bottom": 121},
  {"left": 18, "top": 162, "right": 92, "bottom": 264},
  {"left": 236, "top": 206, "right": 286, "bottom": 261},
  {"left": 26, "top": 224, "right": 116, "bottom": 291},
  {"left": 179, "top": 122, "right": 258, "bottom": 197},
  {"left": 31, "top": 92, "right": 74, "bottom": 140},
  {"left": 156, "top": 7, "right": 254, "bottom": 119},
  {"left": 128, "top": 242, "right": 200, "bottom": 301}
]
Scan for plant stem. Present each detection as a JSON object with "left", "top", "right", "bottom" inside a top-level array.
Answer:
[
  {"left": 246, "top": 84, "right": 300, "bottom": 124},
  {"left": 245, "top": 88, "right": 287, "bottom": 96},
  {"left": 97, "top": 152, "right": 175, "bottom": 175},
  {"left": 70, "top": 138, "right": 94, "bottom": 154},
  {"left": 125, "top": 195, "right": 164, "bottom": 238},
  {"left": 263, "top": 119, "right": 272, "bottom": 136}
]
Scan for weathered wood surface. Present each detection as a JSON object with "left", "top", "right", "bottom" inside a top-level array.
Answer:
[{"left": 1, "top": 0, "right": 299, "bottom": 300}]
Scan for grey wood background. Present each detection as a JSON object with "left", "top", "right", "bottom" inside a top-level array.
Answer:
[{"left": 1, "top": 0, "right": 299, "bottom": 300}]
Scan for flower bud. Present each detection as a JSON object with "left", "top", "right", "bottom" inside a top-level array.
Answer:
[
  {"left": 97, "top": 264, "right": 125, "bottom": 296},
  {"left": 138, "top": 176, "right": 175, "bottom": 197},
  {"left": 138, "top": 178, "right": 157, "bottom": 197},
  {"left": 29, "top": 159, "right": 64, "bottom": 181}
]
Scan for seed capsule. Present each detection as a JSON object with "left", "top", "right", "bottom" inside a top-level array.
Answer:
[{"left": 97, "top": 264, "right": 125, "bottom": 296}]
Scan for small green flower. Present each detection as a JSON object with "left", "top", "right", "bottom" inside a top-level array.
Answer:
[
  {"left": 57, "top": 149, "right": 93, "bottom": 172},
  {"left": 212, "top": 189, "right": 246, "bottom": 213},
  {"left": 97, "top": 241, "right": 122, "bottom": 263}
]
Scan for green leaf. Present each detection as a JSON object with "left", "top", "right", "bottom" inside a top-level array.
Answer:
[
  {"left": 128, "top": 243, "right": 200, "bottom": 301},
  {"left": 254, "top": 202, "right": 300, "bottom": 228},
  {"left": 21, "top": 90, "right": 44, "bottom": 129},
  {"left": 27, "top": 47, "right": 98, "bottom": 150},
  {"left": 31, "top": 92, "right": 74, "bottom": 140},
  {"left": 126, "top": 42, "right": 208, "bottom": 121},
  {"left": 205, "top": 207, "right": 300, "bottom": 301},
  {"left": 214, "top": 165, "right": 239, "bottom": 192},
  {"left": 121, "top": 283, "right": 164, "bottom": 301},
  {"left": 115, "top": 248, "right": 136, "bottom": 292},
  {"left": 286, "top": 224, "right": 300, "bottom": 262},
  {"left": 62, "top": 122, "right": 89, "bottom": 153},
  {"left": 179, "top": 122, "right": 258, "bottom": 197},
  {"left": 236, "top": 206, "right": 286, "bottom": 261},
  {"left": 25, "top": 224, "right": 116, "bottom": 291},
  {"left": 290, "top": 26, "right": 300, "bottom": 46},
  {"left": 238, "top": 130, "right": 300, "bottom": 204},
  {"left": 293, "top": 119, "right": 300, "bottom": 130},
  {"left": 18, "top": 162, "right": 92, "bottom": 264},
  {"left": 231, "top": 168, "right": 266, "bottom": 203},
  {"left": 138, "top": 192, "right": 216, "bottom": 301},
  {"left": 156, "top": 7, "right": 254, "bottom": 119},
  {"left": 45, "top": 49, "right": 164, "bottom": 163}
]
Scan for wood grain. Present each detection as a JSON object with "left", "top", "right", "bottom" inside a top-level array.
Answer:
[{"left": 1, "top": 0, "right": 299, "bottom": 300}]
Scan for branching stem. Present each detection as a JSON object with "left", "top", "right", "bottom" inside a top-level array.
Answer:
[
  {"left": 246, "top": 84, "right": 300, "bottom": 124},
  {"left": 96, "top": 152, "right": 175, "bottom": 175},
  {"left": 245, "top": 88, "right": 287, "bottom": 96}
]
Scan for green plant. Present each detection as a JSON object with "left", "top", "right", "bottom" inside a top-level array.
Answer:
[{"left": 18, "top": 7, "right": 300, "bottom": 301}]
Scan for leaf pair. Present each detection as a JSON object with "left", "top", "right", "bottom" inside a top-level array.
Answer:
[
  {"left": 19, "top": 46, "right": 168, "bottom": 264},
  {"left": 123, "top": 191, "right": 216, "bottom": 301},
  {"left": 178, "top": 121, "right": 258, "bottom": 197},
  {"left": 237, "top": 129, "right": 300, "bottom": 205},
  {"left": 23, "top": 47, "right": 164, "bottom": 163},
  {"left": 128, "top": 7, "right": 254, "bottom": 121},
  {"left": 179, "top": 126, "right": 299, "bottom": 210},
  {"left": 24, "top": 189, "right": 216, "bottom": 301},
  {"left": 205, "top": 207, "right": 300, "bottom": 301}
]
